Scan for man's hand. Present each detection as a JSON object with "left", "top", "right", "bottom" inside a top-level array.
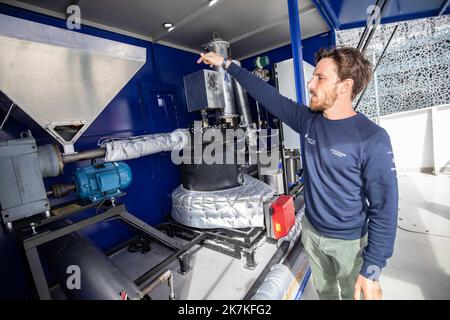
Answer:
[
  {"left": 354, "top": 274, "right": 382, "bottom": 300},
  {"left": 197, "top": 52, "right": 231, "bottom": 68}
]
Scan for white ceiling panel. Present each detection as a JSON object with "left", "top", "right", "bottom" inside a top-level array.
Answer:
[
  {"left": 80, "top": 0, "right": 207, "bottom": 37},
  {"left": 3, "top": 0, "right": 329, "bottom": 59}
]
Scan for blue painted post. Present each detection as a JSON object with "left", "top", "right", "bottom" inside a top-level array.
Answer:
[
  {"left": 287, "top": 0, "right": 307, "bottom": 193},
  {"left": 287, "top": 0, "right": 307, "bottom": 105},
  {"left": 330, "top": 28, "right": 336, "bottom": 47}
]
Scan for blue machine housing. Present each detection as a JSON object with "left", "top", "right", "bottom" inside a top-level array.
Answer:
[{"left": 73, "top": 162, "right": 132, "bottom": 202}]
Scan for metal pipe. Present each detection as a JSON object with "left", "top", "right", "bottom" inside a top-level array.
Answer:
[
  {"left": 355, "top": 25, "right": 398, "bottom": 111},
  {"left": 289, "top": 183, "right": 303, "bottom": 197},
  {"left": 256, "top": 101, "right": 262, "bottom": 129},
  {"left": 233, "top": 87, "right": 253, "bottom": 126},
  {"left": 372, "top": 52, "right": 381, "bottom": 124},
  {"left": 356, "top": 0, "right": 382, "bottom": 50},
  {"left": 361, "top": 0, "right": 391, "bottom": 53},
  {"left": 168, "top": 271, "right": 175, "bottom": 300},
  {"left": 277, "top": 120, "right": 289, "bottom": 194},
  {"left": 139, "top": 270, "right": 175, "bottom": 299},
  {"left": 62, "top": 148, "right": 106, "bottom": 163},
  {"left": 231, "top": 60, "right": 254, "bottom": 128},
  {"left": 287, "top": 0, "right": 307, "bottom": 105}
]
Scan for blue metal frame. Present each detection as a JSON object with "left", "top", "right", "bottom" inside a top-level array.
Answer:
[
  {"left": 310, "top": 0, "right": 341, "bottom": 30},
  {"left": 330, "top": 28, "right": 336, "bottom": 47},
  {"left": 287, "top": 0, "right": 307, "bottom": 105},
  {"left": 294, "top": 267, "right": 312, "bottom": 300},
  {"left": 312, "top": 0, "right": 450, "bottom": 31},
  {"left": 438, "top": 0, "right": 450, "bottom": 16}
]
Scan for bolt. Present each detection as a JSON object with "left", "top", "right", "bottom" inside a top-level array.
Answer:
[{"left": 30, "top": 223, "right": 37, "bottom": 235}]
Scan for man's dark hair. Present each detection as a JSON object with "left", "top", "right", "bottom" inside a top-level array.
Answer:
[{"left": 315, "top": 47, "right": 373, "bottom": 100}]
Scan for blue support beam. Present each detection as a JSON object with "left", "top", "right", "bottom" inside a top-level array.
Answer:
[
  {"left": 287, "top": 0, "right": 307, "bottom": 105},
  {"left": 287, "top": 0, "right": 307, "bottom": 186},
  {"left": 438, "top": 0, "right": 450, "bottom": 16},
  {"left": 310, "top": 0, "right": 341, "bottom": 30},
  {"left": 312, "top": 0, "right": 448, "bottom": 31},
  {"left": 330, "top": 28, "right": 336, "bottom": 47}
]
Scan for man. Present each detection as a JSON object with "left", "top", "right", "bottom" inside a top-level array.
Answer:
[{"left": 197, "top": 46, "right": 398, "bottom": 300}]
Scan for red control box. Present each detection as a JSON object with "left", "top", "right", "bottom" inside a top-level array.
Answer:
[{"left": 271, "top": 195, "right": 295, "bottom": 240}]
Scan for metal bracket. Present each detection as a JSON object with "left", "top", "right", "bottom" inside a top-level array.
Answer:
[{"left": 21, "top": 204, "right": 186, "bottom": 300}]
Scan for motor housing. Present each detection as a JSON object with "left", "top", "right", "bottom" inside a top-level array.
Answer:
[{"left": 73, "top": 162, "right": 132, "bottom": 202}]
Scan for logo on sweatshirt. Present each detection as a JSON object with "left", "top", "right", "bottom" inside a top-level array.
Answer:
[
  {"left": 305, "top": 134, "right": 316, "bottom": 145},
  {"left": 331, "top": 148, "right": 346, "bottom": 158},
  {"left": 388, "top": 151, "right": 396, "bottom": 171}
]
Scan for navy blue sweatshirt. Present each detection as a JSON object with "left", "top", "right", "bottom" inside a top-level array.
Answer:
[{"left": 227, "top": 62, "right": 398, "bottom": 280}]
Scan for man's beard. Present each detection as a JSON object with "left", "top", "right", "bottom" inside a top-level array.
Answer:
[{"left": 309, "top": 85, "right": 338, "bottom": 112}]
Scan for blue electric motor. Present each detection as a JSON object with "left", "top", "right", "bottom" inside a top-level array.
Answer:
[{"left": 73, "top": 162, "right": 132, "bottom": 202}]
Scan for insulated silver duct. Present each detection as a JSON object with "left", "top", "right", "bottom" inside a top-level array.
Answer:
[
  {"left": 100, "top": 129, "right": 190, "bottom": 162},
  {"left": 251, "top": 264, "right": 293, "bottom": 300},
  {"left": 202, "top": 34, "right": 237, "bottom": 119}
]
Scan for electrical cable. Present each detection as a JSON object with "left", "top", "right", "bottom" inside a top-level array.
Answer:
[
  {"left": 397, "top": 224, "right": 450, "bottom": 239},
  {"left": 95, "top": 195, "right": 108, "bottom": 214}
]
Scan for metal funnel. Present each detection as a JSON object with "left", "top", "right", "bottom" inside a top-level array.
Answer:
[{"left": 0, "top": 14, "right": 146, "bottom": 153}]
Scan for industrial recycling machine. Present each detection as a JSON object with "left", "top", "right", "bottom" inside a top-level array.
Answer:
[{"left": 0, "top": 14, "right": 307, "bottom": 300}]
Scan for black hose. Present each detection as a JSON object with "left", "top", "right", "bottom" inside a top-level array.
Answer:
[
  {"left": 282, "top": 233, "right": 304, "bottom": 270},
  {"left": 243, "top": 240, "right": 290, "bottom": 300}
]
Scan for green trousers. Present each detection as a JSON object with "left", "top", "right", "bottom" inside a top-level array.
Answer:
[{"left": 301, "top": 216, "right": 368, "bottom": 300}]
